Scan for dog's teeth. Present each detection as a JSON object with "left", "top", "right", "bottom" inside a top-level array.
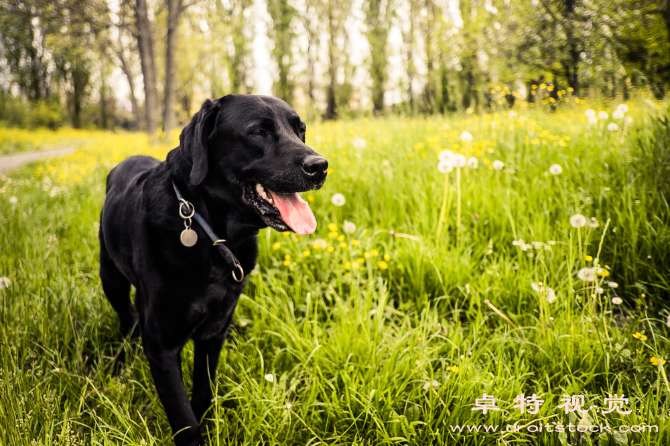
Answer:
[
  {"left": 255, "top": 183, "right": 265, "bottom": 194},
  {"left": 267, "top": 198, "right": 273, "bottom": 204}
]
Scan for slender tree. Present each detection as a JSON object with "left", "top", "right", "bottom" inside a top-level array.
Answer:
[{"left": 135, "top": 0, "right": 159, "bottom": 136}]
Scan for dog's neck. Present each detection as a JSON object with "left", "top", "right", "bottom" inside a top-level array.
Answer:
[{"left": 163, "top": 146, "right": 262, "bottom": 247}]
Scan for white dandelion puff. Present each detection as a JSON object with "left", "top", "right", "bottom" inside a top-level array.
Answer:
[
  {"left": 549, "top": 164, "right": 563, "bottom": 175},
  {"left": 352, "top": 137, "right": 366, "bottom": 149},
  {"left": 467, "top": 157, "right": 478, "bottom": 168},
  {"left": 422, "top": 380, "right": 440, "bottom": 391},
  {"left": 0, "top": 277, "right": 10, "bottom": 289},
  {"left": 331, "top": 193, "right": 346, "bottom": 206},
  {"left": 438, "top": 160, "right": 454, "bottom": 174},
  {"left": 343, "top": 220, "right": 356, "bottom": 234},
  {"left": 438, "top": 150, "right": 453, "bottom": 162},
  {"left": 492, "top": 160, "right": 505, "bottom": 170},
  {"left": 569, "top": 214, "right": 587, "bottom": 228},
  {"left": 531, "top": 282, "right": 556, "bottom": 303},
  {"left": 588, "top": 217, "right": 599, "bottom": 228},
  {"left": 577, "top": 268, "right": 596, "bottom": 282},
  {"left": 624, "top": 117, "right": 633, "bottom": 125},
  {"left": 452, "top": 154, "right": 467, "bottom": 168},
  {"left": 588, "top": 117, "right": 598, "bottom": 125},
  {"left": 598, "top": 111, "right": 608, "bottom": 120},
  {"left": 9, "top": 196, "right": 17, "bottom": 204},
  {"left": 508, "top": 111, "right": 518, "bottom": 119},
  {"left": 616, "top": 104, "right": 629, "bottom": 113},
  {"left": 585, "top": 109, "right": 596, "bottom": 118},
  {"left": 460, "top": 131, "right": 473, "bottom": 142},
  {"left": 607, "top": 123, "right": 619, "bottom": 131},
  {"left": 612, "top": 110, "right": 624, "bottom": 120}
]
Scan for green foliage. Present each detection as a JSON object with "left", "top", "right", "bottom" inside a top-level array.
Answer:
[{"left": 1, "top": 103, "right": 670, "bottom": 444}]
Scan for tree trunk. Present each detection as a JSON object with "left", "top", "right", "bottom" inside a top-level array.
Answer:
[
  {"left": 325, "top": 0, "right": 337, "bottom": 120},
  {"left": 117, "top": 49, "right": 143, "bottom": 130},
  {"left": 135, "top": 0, "right": 159, "bottom": 136},
  {"left": 71, "top": 63, "right": 88, "bottom": 128},
  {"left": 163, "top": 0, "right": 182, "bottom": 133}
]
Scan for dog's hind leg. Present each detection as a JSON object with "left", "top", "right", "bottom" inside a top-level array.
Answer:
[{"left": 99, "top": 230, "right": 138, "bottom": 340}]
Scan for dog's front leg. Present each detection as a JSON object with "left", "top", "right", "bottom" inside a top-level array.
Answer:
[
  {"left": 144, "top": 341, "right": 202, "bottom": 446},
  {"left": 190, "top": 335, "right": 226, "bottom": 423}
]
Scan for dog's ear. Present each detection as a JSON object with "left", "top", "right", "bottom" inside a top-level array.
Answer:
[{"left": 180, "top": 99, "right": 221, "bottom": 186}]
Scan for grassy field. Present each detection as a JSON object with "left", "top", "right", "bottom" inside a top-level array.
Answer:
[{"left": 2, "top": 100, "right": 670, "bottom": 445}]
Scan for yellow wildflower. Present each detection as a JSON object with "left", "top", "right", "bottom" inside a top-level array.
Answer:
[
  {"left": 633, "top": 332, "right": 648, "bottom": 341},
  {"left": 351, "top": 240, "right": 360, "bottom": 246},
  {"left": 272, "top": 242, "right": 281, "bottom": 250},
  {"left": 378, "top": 261, "right": 388, "bottom": 270}
]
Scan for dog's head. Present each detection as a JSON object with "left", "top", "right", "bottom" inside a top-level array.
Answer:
[{"left": 179, "top": 94, "right": 328, "bottom": 235}]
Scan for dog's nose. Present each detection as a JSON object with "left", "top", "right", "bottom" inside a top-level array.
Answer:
[{"left": 302, "top": 155, "right": 328, "bottom": 175}]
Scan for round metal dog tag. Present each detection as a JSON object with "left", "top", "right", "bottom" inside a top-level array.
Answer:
[{"left": 180, "top": 228, "right": 198, "bottom": 247}]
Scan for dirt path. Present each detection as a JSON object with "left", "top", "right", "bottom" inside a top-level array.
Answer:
[{"left": 0, "top": 148, "right": 75, "bottom": 174}]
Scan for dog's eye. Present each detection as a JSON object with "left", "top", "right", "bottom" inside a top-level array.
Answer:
[{"left": 252, "top": 129, "right": 266, "bottom": 137}]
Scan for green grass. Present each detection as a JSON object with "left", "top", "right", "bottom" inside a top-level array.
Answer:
[{"left": 1, "top": 103, "right": 670, "bottom": 445}]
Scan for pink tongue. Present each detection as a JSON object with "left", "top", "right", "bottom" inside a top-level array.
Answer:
[{"left": 269, "top": 190, "right": 317, "bottom": 235}]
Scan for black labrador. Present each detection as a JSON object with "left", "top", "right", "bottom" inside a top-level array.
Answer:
[{"left": 98, "top": 94, "right": 327, "bottom": 445}]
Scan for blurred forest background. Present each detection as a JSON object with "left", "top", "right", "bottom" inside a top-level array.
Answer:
[{"left": 0, "top": 0, "right": 669, "bottom": 135}]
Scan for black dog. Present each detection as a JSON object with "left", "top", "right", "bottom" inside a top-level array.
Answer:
[{"left": 98, "top": 95, "right": 327, "bottom": 445}]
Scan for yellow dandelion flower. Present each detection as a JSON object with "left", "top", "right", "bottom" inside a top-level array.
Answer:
[
  {"left": 283, "top": 259, "right": 291, "bottom": 266},
  {"left": 344, "top": 262, "right": 351, "bottom": 270},
  {"left": 351, "top": 239, "right": 360, "bottom": 246},
  {"left": 326, "top": 246, "right": 335, "bottom": 253},
  {"left": 384, "top": 253, "right": 391, "bottom": 261},
  {"left": 282, "top": 231, "right": 290, "bottom": 236},
  {"left": 272, "top": 242, "right": 281, "bottom": 250},
  {"left": 371, "top": 249, "right": 379, "bottom": 256},
  {"left": 337, "top": 235, "right": 345, "bottom": 242},
  {"left": 651, "top": 357, "right": 667, "bottom": 366},
  {"left": 327, "top": 168, "right": 333, "bottom": 175},
  {"left": 284, "top": 254, "right": 291, "bottom": 260},
  {"left": 585, "top": 255, "right": 593, "bottom": 261},
  {"left": 328, "top": 231, "right": 338, "bottom": 239},
  {"left": 307, "top": 195, "right": 315, "bottom": 202},
  {"left": 339, "top": 242, "right": 348, "bottom": 248},
  {"left": 633, "top": 332, "right": 648, "bottom": 341},
  {"left": 328, "top": 223, "right": 338, "bottom": 231},
  {"left": 303, "top": 250, "right": 311, "bottom": 256},
  {"left": 364, "top": 252, "right": 371, "bottom": 259},
  {"left": 352, "top": 262, "right": 360, "bottom": 270},
  {"left": 378, "top": 261, "right": 388, "bottom": 270}
]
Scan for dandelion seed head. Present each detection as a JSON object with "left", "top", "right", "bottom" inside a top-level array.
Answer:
[
  {"left": 460, "top": 131, "right": 473, "bottom": 142},
  {"left": 577, "top": 267, "right": 596, "bottom": 282},
  {"left": 452, "top": 154, "right": 467, "bottom": 168},
  {"left": 549, "top": 164, "right": 562, "bottom": 175},
  {"left": 588, "top": 116, "right": 598, "bottom": 125},
  {"left": 607, "top": 123, "right": 619, "bottom": 131},
  {"left": 612, "top": 110, "right": 624, "bottom": 120},
  {"left": 598, "top": 111, "right": 608, "bottom": 120},
  {"left": 438, "top": 150, "right": 453, "bottom": 162},
  {"left": 585, "top": 109, "right": 596, "bottom": 118},
  {"left": 616, "top": 104, "right": 629, "bottom": 113},
  {"left": 331, "top": 193, "right": 346, "bottom": 206},
  {"left": 492, "top": 160, "right": 504, "bottom": 170},
  {"left": 569, "top": 214, "right": 586, "bottom": 228},
  {"left": 438, "top": 160, "right": 454, "bottom": 174},
  {"left": 467, "top": 157, "right": 478, "bottom": 168},
  {"left": 343, "top": 220, "right": 356, "bottom": 234}
]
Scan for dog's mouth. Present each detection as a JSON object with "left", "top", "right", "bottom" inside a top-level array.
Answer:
[{"left": 243, "top": 182, "right": 317, "bottom": 235}]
